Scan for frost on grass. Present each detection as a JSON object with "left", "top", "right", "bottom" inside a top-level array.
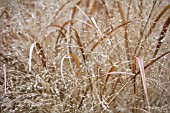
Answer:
[{"left": 0, "top": 0, "right": 170, "bottom": 113}]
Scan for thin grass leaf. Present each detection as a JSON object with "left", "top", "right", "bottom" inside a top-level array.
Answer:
[
  {"left": 52, "top": 0, "right": 71, "bottom": 21},
  {"left": 126, "top": 0, "right": 132, "bottom": 20},
  {"left": 47, "top": 24, "right": 67, "bottom": 55},
  {"left": 117, "top": 1, "right": 125, "bottom": 22},
  {"left": 153, "top": 15, "right": 170, "bottom": 58},
  {"left": 102, "top": 0, "right": 110, "bottom": 17},
  {"left": 132, "top": 57, "right": 137, "bottom": 93},
  {"left": 83, "top": 0, "right": 96, "bottom": 29},
  {"left": 78, "top": 76, "right": 99, "bottom": 109},
  {"left": 146, "top": 4, "right": 170, "bottom": 38},
  {"left": 60, "top": 55, "right": 67, "bottom": 86},
  {"left": 130, "top": 107, "right": 151, "bottom": 113},
  {"left": 142, "top": 0, "right": 157, "bottom": 35},
  {"left": 108, "top": 78, "right": 119, "bottom": 102},
  {"left": 70, "top": 53, "right": 81, "bottom": 78},
  {"left": 35, "top": 43, "right": 47, "bottom": 71},
  {"left": 106, "top": 66, "right": 115, "bottom": 82},
  {"left": 133, "top": 0, "right": 160, "bottom": 57},
  {"left": 28, "top": 42, "right": 36, "bottom": 72},
  {"left": 139, "top": 0, "right": 143, "bottom": 18},
  {"left": 71, "top": 27, "right": 86, "bottom": 61},
  {"left": 47, "top": 24, "right": 67, "bottom": 34},
  {"left": 117, "top": 0, "right": 130, "bottom": 62},
  {"left": 3, "top": 64, "right": 6, "bottom": 94},
  {"left": 143, "top": 51, "right": 170, "bottom": 70},
  {"left": 89, "top": 0, "right": 96, "bottom": 15},
  {"left": 91, "top": 21, "right": 133, "bottom": 51},
  {"left": 28, "top": 42, "right": 47, "bottom": 72},
  {"left": 107, "top": 71, "right": 134, "bottom": 75},
  {"left": 75, "top": 5, "right": 91, "bottom": 21},
  {"left": 71, "top": 1, "right": 82, "bottom": 19},
  {"left": 101, "top": 66, "right": 115, "bottom": 97},
  {"left": 75, "top": 4, "right": 93, "bottom": 31},
  {"left": 91, "top": 17, "right": 103, "bottom": 38},
  {"left": 136, "top": 56, "right": 150, "bottom": 113}
]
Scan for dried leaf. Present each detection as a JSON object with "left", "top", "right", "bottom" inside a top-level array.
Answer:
[
  {"left": 136, "top": 56, "right": 150, "bottom": 113},
  {"left": 70, "top": 53, "right": 81, "bottom": 78}
]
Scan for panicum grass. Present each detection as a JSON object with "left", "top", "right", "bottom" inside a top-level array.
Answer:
[{"left": 0, "top": 0, "right": 170, "bottom": 113}]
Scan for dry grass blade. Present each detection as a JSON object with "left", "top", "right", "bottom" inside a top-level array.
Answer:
[
  {"left": 0, "top": 6, "right": 8, "bottom": 18},
  {"left": 143, "top": 51, "right": 170, "bottom": 70},
  {"left": 61, "top": 21, "right": 70, "bottom": 34},
  {"left": 108, "top": 51, "right": 170, "bottom": 106},
  {"left": 70, "top": 53, "right": 81, "bottom": 78},
  {"left": 78, "top": 77, "right": 99, "bottom": 109},
  {"left": 102, "top": 0, "right": 111, "bottom": 17},
  {"left": 142, "top": 0, "right": 157, "bottom": 34},
  {"left": 133, "top": 1, "right": 157, "bottom": 57},
  {"left": 75, "top": 5, "right": 91, "bottom": 21},
  {"left": 146, "top": 4, "right": 170, "bottom": 38},
  {"left": 35, "top": 43, "right": 47, "bottom": 71},
  {"left": 72, "top": 1, "right": 82, "bottom": 19},
  {"left": 28, "top": 42, "right": 47, "bottom": 72},
  {"left": 52, "top": 0, "right": 71, "bottom": 21},
  {"left": 85, "top": 0, "right": 96, "bottom": 29},
  {"left": 132, "top": 57, "right": 137, "bottom": 93},
  {"left": 3, "top": 64, "right": 6, "bottom": 94},
  {"left": 47, "top": 24, "right": 67, "bottom": 34},
  {"left": 104, "top": 21, "right": 133, "bottom": 35},
  {"left": 91, "top": 21, "right": 132, "bottom": 51},
  {"left": 90, "top": 0, "right": 96, "bottom": 14},
  {"left": 47, "top": 24, "right": 67, "bottom": 55},
  {"left": 126, "top": 0, "right": 132, "bottom": 20},
  {"left": 91, "top": 17, "right": 103, "bottom": 38},
  {"left": 117, "top": 1, "right": 125, "bottom": 22},
  {"left": 136, "top": 56, "right": 150, "bottom": 113},
  {"left": 75, "top": 4, "right": 93, "bottom": 31},
  {"left": 139, "top": 0, "right": 143, "bottom": 18},
  {"left": 117, "top": 0, "right": 130, "bottom": 62},
  {"left": 153, "top": 15, "right": 170, "bottom": 58},
  {"left": 60, "top": 55, "right": 67, "bottom": 86},
  {"left": 28, "top": 42, "right": 36, "bottom": 72},
  {"left": 78, "top": 83, "right": 90, "bottom": 109},
  {"left": 101, "top": 66, "right": 115, "bottom": 97},
  {"left": 134, "top": 3, "right": 169, "bottom": 58},
  {"left": 71, "top": 27, "right": 86, "bottom": 61},
  {"left": 105, "top": 66, "right": 115, "bottom": 83},
  {"left": 130, "top": 107, "right": 151, "bottom": 113},
  {"left": 108, "top": 77, "right": 119, "bottom": 102}
]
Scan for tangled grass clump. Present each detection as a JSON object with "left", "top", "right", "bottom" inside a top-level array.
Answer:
[{"left": 0, "top": 0, "right": 170, "bottom": 113}]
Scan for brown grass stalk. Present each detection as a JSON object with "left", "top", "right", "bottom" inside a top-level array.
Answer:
[
  {"left": 70, "top": 53, "right": 81, "bottom": 78},
  {"left": 117, "top": 0, "right": 131, "bottom": 67},
  {"left": 153, "top": 15, "right": 170, "bottom": 58}
]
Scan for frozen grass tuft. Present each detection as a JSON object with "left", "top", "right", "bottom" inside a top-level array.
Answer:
[{"left": 0, "top": 0, "right": 170, "bottom": 113}]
